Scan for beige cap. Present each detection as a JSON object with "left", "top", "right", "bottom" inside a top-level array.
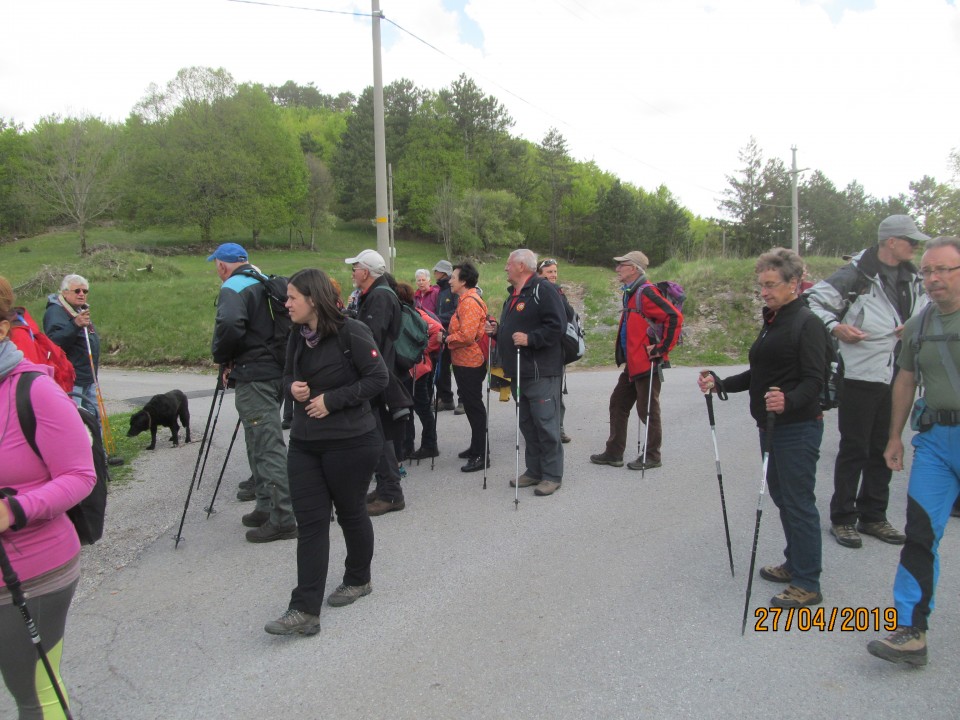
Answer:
[{"left": 613, "top": 251, "right": 649, "bottom": 271}]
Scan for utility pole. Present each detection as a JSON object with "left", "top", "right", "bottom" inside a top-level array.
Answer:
[
  {"left": 788, "top": 146, "right": 808, "bottom": 255},
  {"left": 371, "top": 0, "right": 391, "bottom": 270}
]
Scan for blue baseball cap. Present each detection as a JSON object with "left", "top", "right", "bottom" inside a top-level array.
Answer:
[{"left": 206, "top": 243, "right": 249, "bottom": 263}]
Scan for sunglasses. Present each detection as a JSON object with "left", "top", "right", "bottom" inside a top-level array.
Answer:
[
  {"left": 537, "top": 259, "right": 557, "bottom": 271},
  {"left": 897, "top": 236, "right": 920, "bottom": 248},
  {"left": 70, "top": 288, "right": 89, "bottom": 295}
]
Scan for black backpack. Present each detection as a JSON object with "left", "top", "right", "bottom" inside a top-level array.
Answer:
[
  {"left": 790, "top": 306, "right": 842, "bottom": 411},
  {"left": 9, "top": 372, "right": 109, "bottom": 545},
  {"left": 241, "top": 270, "right": 293, "bottom": 358}
]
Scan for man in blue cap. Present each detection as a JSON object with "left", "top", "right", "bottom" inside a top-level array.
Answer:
[{"left": 208, "top": 243, "right": 296, "bottom": 542}]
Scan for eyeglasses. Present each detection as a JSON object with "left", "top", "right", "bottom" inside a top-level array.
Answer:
[
  {"left": 919, "top": 265, "right": 960, "bottom": 279},
  {"left": 897, "top": 236, "right": 921, "bottom": 248},
  {"left": 755, "top": 280, "right": 787, "bottom": 291},
  {"left": 537, "top": 259, "right": 557, "bottom": 271},
  {"left": 70, "top": 288, "right": 89, "bottom": 295}
]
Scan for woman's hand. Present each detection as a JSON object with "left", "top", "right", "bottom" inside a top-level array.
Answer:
[
  {"left": 305, "top": 393, "right": 329, "bottom": 419},
  {"left": 697, "top": 370, "right": 715, "bottom": 394},
  {"left": 290, "top": 381, "right": 310, "bottom": 403},
  {"left": 0, "top": 502, "right": 11, "bottom": 533},
  {"left": 764, "top": 388, "right": 786, "bottom": 414}
]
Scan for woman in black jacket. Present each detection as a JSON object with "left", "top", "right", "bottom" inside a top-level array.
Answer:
[
  {"left": 265, "top": 269, "right": 389, "bottom": 637},
  {"left": 698, "top": 248, "right": 827, "bottom": 609}
]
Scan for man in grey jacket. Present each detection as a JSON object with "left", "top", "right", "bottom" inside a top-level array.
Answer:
[{"left": 806, "top": 215, "right": 928, "bottom": 549}]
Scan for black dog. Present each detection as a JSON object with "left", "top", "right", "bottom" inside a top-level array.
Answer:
[{"left": 128, "top": 390, "right": 191, "bottom": 450}]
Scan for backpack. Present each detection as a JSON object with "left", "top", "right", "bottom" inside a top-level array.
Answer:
[
  {"left": 642, "top": 281, "right": 686, "bottom": 345},
  {"left": 11, "top": 372, "right": 109, "bottom": 545},
  {"left": 373, "top": 286, "right": 429, "bottom": 371},
  {"left": 790, "top": 306, "right": 842, "bottom": 411},
  {"left": 13, "top": 310, "right": 76, "bottom": 393},
  {"left": 240, "top": 270, "right": 293, "bottom": 359},
  {"left": 561, "top": 305, "right": 585, "bottom": 365}
]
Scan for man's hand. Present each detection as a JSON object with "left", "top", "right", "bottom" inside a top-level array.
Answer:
[
  {"left": 832, "top": 323, "right": 867, "bottom": 344},
  {"left": 220, "top": 363, "right": 234, "bottom": 389},
  {"left": 884, "top": 438, "right": 905, "bottom": 472},
  {"left": 512, "top": 331, "right": 529, "bottom": 347}
]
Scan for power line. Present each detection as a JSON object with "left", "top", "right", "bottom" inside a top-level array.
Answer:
[{"left": 225, "top": 0, "right": 371, "bottom": 17}]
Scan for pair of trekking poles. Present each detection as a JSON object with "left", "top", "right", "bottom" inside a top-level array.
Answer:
[
  {"left": 700, "top": 371, "right": 780, "bottom": 635},
  {"left": 174, "top": 377, "right": 242, "bottom": 549}
]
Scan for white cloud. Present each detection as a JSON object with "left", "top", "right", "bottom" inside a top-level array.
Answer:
[{"left": 2, "top": 0, "right": 957, "bottom": 218}]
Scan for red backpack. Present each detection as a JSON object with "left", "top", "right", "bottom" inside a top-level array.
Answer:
[{"left": 11, "top": 310, "right": 77, "bottom": 393}]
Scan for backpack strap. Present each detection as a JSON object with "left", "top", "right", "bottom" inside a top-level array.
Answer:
[
  {"left": 3, "top": 372, "right": 43, "bottom": 532},
  {"left": 929, "top": 310, "right": 960, "bottom": 397}
]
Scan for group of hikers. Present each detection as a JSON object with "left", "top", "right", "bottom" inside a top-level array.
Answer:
[{"left": 2, "top": 213, "right": 960, "bottom": 715}]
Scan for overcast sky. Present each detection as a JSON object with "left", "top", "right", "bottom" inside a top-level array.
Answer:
[{"left": 3, "top": 0, "right": 958, "bottom": 219}]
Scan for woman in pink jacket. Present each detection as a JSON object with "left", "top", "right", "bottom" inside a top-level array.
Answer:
[{"left": 0, "top": 277, "right": 96, "bottom": 719}]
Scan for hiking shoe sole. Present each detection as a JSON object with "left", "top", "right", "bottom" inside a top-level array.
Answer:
[{"left": 867, "top": 639, "right": 928, "bottom": 666}]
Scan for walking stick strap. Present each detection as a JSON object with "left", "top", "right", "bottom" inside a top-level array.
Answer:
[{"left": 706, "top": 371, "right": 728, "bottom": 401}]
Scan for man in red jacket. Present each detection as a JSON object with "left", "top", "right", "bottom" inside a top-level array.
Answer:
[{"left": 590, "top": 251, "right": 682, "bottom": 471}]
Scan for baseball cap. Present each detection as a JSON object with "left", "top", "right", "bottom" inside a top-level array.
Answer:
[
  {"left": 433, "top": 260, "right": 453, "bottom": 275},
  {"left": 345, "top": 249, "right": 387, "bottom": 276},
  {"left": 613, "top": 251, "right": 649, "bottom": 271},
  {"left": 206, "top": 243, "right": 248, "bottom": 263},
  {"left": 878, "top": 215, "right": 930, "bottom": 244}
]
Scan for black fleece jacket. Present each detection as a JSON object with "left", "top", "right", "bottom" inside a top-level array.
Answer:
[
  {"left": 496, "top": 274, "right": 565, "bottom": 380},
  {"left": 720, "top": 298, "right": 826, "bottom": 429}
]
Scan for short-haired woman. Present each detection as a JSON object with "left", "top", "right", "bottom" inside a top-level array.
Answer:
[
  {"left": 698, "top": 248, "right": 827, "bottom": 608},
  {"left": 265, "top": 269, "right": 389, "bottom": 637},
  {"left": 414, "top": 269, "right": 439, "bottom": 315}
]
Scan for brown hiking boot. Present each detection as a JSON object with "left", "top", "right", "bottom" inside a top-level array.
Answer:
[
  {"left": 245, "top": 522, "right": 298, "bottom": 543},
  {"left": 534, "top": 480, "right": 561, "bottom": 496},
  {"left": 830, "top": 523, "right": 862, "bottom": 548},
  {"left": 759, "top": 563, "right": 792, "bottom": 583},
  {"left": 867, "top": 626, "right": 927, "bottom": 666},
  {"left": 857, "top": 520, "right": 906, "bottom": 545},
  {"left": 264, "top": 609, "right": 320, "bottom": 636},
  {"left": 509, "top": 473, "right": 540, "bottom": 488},
  {"left": 367, "top": 498, "right": 405, "bottom": 516},
  {"left": 770, "top": 585, "right": 822, "bottom": 608},
  {"left": 589, "top": 452, "right": 624, "bottom": 467},
  {"left": 327, "top": 582, "right": 373, "bottom": 607}
]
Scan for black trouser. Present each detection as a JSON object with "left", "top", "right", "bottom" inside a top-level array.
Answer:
[
  {"left": 437, "top": 347, "right": 454, "bottom": 404},
  {"left": 830, "top": 378, "right": 893, "bottom": 525},
  {"left": 374, "top": 408, "right": 404, "bottom": 502},
  {"left": 407, "top": 371, "right": 438, "bottom": 451},
  {"left": 453, "top": 364, "right": 487, "bottom": 456},
  {"left": 287, "top": 433, "right": 380, "bottom": 616}
]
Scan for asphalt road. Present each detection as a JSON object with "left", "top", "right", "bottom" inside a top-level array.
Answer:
[{"left": 3, "top": 365, "right": 958, "bottom": 719}]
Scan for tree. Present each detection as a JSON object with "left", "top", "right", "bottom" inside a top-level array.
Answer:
[
  {"left": 537, "top": 128, "right": 574, "bottom": 256},
  {"left": 431, "top": 177, "right": 458, "bottom": 259},
  {"left": 23, "top": 115, "right": 124, "bottom": 254},
  {"left": 456, "top": 188, "right": 520, "bottom": 254},
  {"left": 303, "top": 153, "right": 335, "bottom": 249},
  {"left": 0, "top": 118, "right": 30, "bottom": 236}
]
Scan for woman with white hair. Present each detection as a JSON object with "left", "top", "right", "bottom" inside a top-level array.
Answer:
[
  {"left": 413, "top": 269, "right": 439, "bottom": 315},
  {"left": 42, "top": 275, "right": 99, "bottom": 419}
]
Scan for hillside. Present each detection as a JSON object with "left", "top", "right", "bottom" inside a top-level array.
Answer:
[{"left": 1, "top": 225, "right": 849, "bottom": 369}]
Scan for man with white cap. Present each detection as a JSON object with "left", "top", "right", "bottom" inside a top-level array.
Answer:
[
  {"left": 590, "top": 250, "right": 682, "bottom": 471},
  {"left": 433, "top": 259, "right": 458, "bottom": 412},
  {"left": 806, "top": 215, "right": 929, "bottom": 550},
  {"left": 345, "top": 249, "right": 406, "bottom": 515},
  {"left": 209, "top": 242, "right": 296, "bottom": 542}
]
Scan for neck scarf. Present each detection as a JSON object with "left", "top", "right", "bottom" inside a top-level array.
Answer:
[
  {"left": 300, "top": 325, "right": 321, "bottom": 349},
  {"left": 0, "top": 342, "right": 24, "bottom": 381}
]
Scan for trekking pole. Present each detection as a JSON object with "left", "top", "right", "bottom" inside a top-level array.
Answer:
[
  {"left": 175, "top": 379, "right": 224, "bottom": 548},
  {"left": 741, "top": 395, "right": 778, "bottom": 635},
  {"left": 205, "top": 418, "right": 242, "bottom": 518},
  {"left": 640, "top": 360, "right": 657, "bottom": 479},
  {"left": 83, "top": 326, "right": 119, "bottom": 462},
  {"left": 482, "top": 343, "right": 493, "bottom": 490},
  {"left": 514, "top": 347, "right": 521, "bottom": 510},
  {"left": 701, "top": 370, "right": 734, "bottom": 577},
  {"left": 196, "top": 376, "right": 229, "bottom": 490},
  {"left": 0, "top": 538, "right": 75, "bottom": 719}
]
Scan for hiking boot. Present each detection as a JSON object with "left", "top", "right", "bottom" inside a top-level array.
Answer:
[
  {"left": 245, "top": 522, "right": 298, "bottom": 543},
  {"left": 770, "top": 585, "right": 822, "bottom": 608},
  {"left": 238, "top": 476, "right": 254, "bottom": 491},
  {"left": 454, "top": 402, "right": 466, "bottom": 415},
  {"left": 534, "top": 480, "right": 561, "bottom": 496},
  {"left": 365, "top": 490, "right": 378, "bottom": 504},
  {"left": 590, "top": 452, "right": 624, "bottom": 467},
  {"left": 241, "top": 509, "right": 270, "bottom": 528},
  {"left": 327, "top": 582, "right": 373, "bottom": 607},
  {"left": 560, "top": 432, "right": 572, "bottom": 444},
  {"left": 509, "top": 473, "right": 540, "bottom": 488},
  {"left": 367, "top": 498, "right": 405, "bottom": 516},
  {"left": 830, "top": 523, "right": 862, "bottom": 548},
  {"left": 411, "top": 446, "right": 439, "bottom": 460},
  {"left": 264, "top": 608, "right": 321, "bottom": 636},
  {"left": 867, "top": 626, "right": 928, "bottom": 666},
  {"left": 627, "top": 457, "right": 662, "bottom": 471},
  {"left": 437, "top": 400, "right": 456, "bottom": 412},
  {"left": 857, "top": 520, "right": 906, "bottom": 545},
  {"left": 461, "top": 455, "right": 490, "bottom": 473},
  {"left": 236, "top": 486, "right": 256, "bottom": 502},
  {"left": 759, "top": 563, "right": 792, "bottom": 583}
]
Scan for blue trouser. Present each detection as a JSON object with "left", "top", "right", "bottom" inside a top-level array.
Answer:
[
  {"left": 893, "top": 424, "right": 960, "bottom": 630},
  {"left": 71, "top": 383, "right": 98, "bottom": 422},
  {"left": 514, "top": 376, "right": 563, "bottom": 483},
  {"left": 761, "top": 419, "right": 824, "bottom": 593}
]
